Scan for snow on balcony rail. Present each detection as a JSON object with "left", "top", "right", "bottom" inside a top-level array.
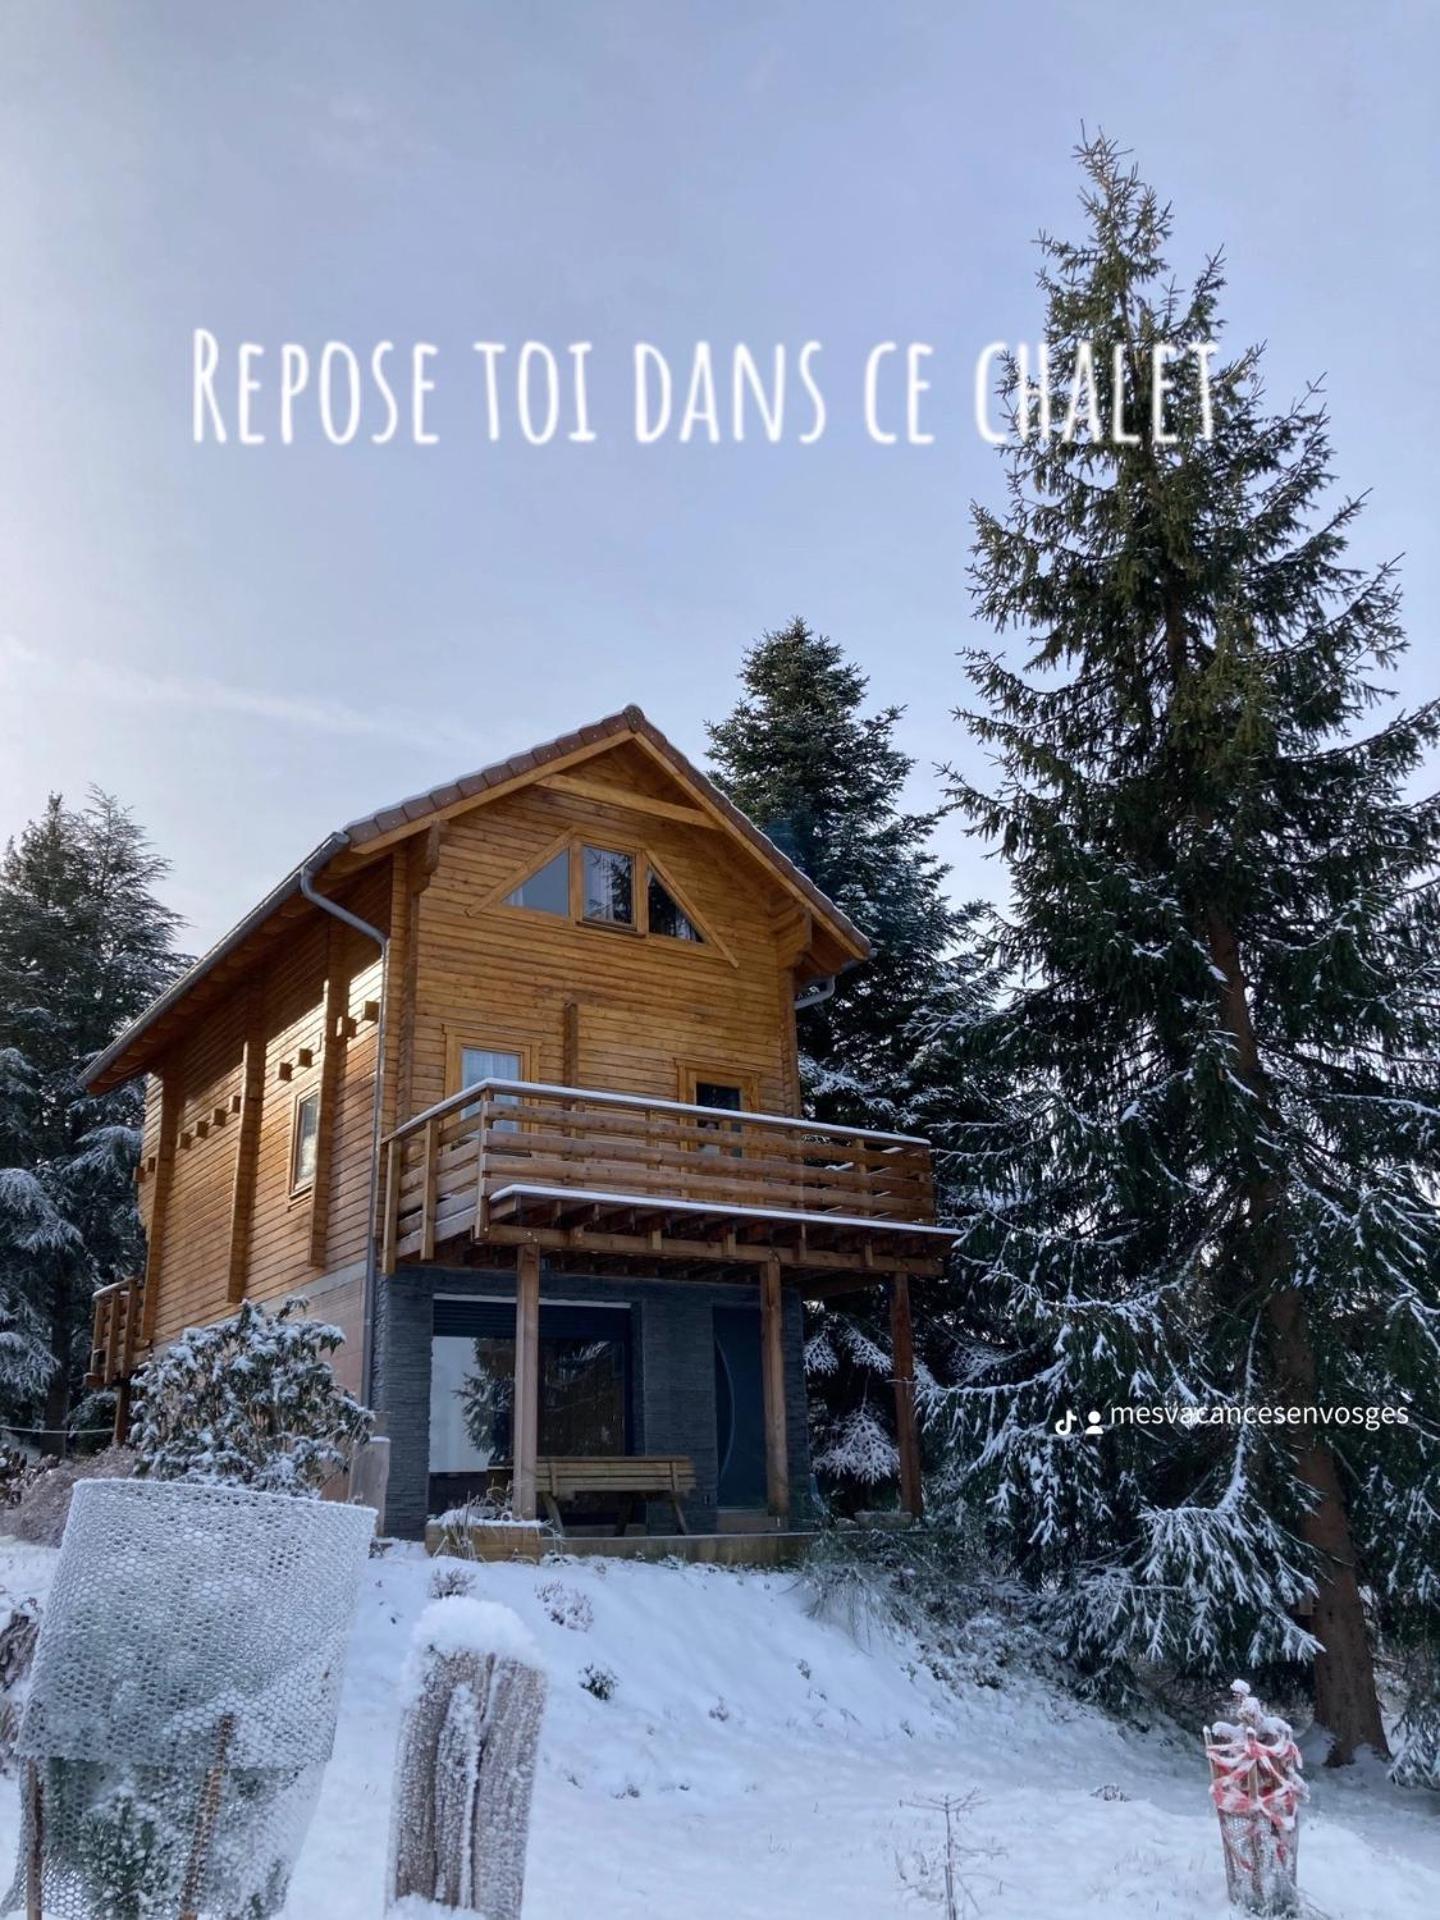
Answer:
[{"left": 384, "top": 1078, "right": 930, "bottom": 1148}]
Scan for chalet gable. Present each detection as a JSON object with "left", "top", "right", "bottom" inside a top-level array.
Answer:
[{"left": 84, "top": 705, "right": 868, "bottom": 1094}]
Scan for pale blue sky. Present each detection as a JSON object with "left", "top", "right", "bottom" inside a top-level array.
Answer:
[{"left": 1, "top": 2, "right": 1436, "bottom": 950}]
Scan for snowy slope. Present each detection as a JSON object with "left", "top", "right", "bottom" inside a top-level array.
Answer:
[{"left": 2, "top": 1536, "right": 1438, "bottom": 1918}]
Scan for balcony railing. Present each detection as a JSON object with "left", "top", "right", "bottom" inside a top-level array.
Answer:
[{"left": 381, "top": 1079, "right": 949, "bottom": 1278}]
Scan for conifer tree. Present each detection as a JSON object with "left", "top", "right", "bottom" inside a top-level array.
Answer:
[
  {"left": 0, "top": 791, "right": 183, "bottom": 1434},
  {"left": 708, "top": 620, "right": 990, "bottom": 1504},
  {"left": 707, "top": 617, "right": 961, "bottom": 1129},
  {"left": 938, "top": 135, "right": 1440, "bottom": 1765}
]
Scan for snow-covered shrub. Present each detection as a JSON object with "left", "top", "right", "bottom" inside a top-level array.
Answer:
[
  {"left": 579, "top": 1663, "right": 616, "bottom": 1701},
  {"left": 130, "top": 1296, "right": 372, "bottom": 1494},
  {"left": 388, "top": 1598, "right": 546, "bottom": 1918},
  {"left": 802, "top": 1521, "right": 1049, "bottom": 1689},
  {"left": 1390, "top": 1652, "right": 1440, "bottom": 1791},
  {"left": 536, "top": 1581, "right": 592, "bottom": 1632},
  {"left": 429, "top": 1565, "right": 477, "bottom": 1601},
  {"left": 0, "top": 1595, "right": 39, "bottom": 1774}
]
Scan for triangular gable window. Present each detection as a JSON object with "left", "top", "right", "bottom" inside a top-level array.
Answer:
[
  {"left": 504, "top": 849, "right": 570, "bottom": 915},
  {"left": 647, "top": 870, "right": 703, "bottom": 943}
]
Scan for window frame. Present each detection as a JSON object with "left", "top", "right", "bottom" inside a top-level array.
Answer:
[
  {"left": 484, "top": 833, "right": 734, "bottom": 963},
  {"left": 444, "top": 1031, "right": 538, "bottom": 1102},
  {"left": 290, "top": 1086, "right": 321, "bottom": 1195}
]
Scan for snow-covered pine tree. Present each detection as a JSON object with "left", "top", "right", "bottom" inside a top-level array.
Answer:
[
  {"left": 707, "top": 621, "right": 992, "bottom": 1507},
  {"left": 0, "top": 791, "right": 183, "bottom": 1437},
  {"left": 708, "top": 618, "right": 962, "bottom": 1131},
  {"left": 936, "top": 134, "right": 1440, "bottom": 1764},
  {"left": 129, "top": 1296, "right": 373, "bottom": 1493}
]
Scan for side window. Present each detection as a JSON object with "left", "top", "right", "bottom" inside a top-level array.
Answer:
[{"left": 291, "top": 1088, "right": 320, "bottom": 1192}]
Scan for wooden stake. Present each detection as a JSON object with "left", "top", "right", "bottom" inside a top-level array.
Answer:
[
  {"left": 25, "top": 1761, "right": 43, "bottom": 1920},
  {"left": 178, "top": 1713, "right": 235, "bottom": 1920}
]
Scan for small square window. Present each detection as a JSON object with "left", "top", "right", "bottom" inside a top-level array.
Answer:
[
  {"left": 583, "top": 846, "right": 634, "bottom": 927},
  {"left": 292, "top": 1089, "right": 320, "bottom": 1191}
]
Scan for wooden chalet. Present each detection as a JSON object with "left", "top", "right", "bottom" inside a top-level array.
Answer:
[{"left": 85, "top": 707, "right": 952, "bottom": 1539}]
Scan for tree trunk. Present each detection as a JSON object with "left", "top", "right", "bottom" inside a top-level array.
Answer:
[
  {"left": 1204, "top": 907, "right": 1389, "bottom": 1763},
  {"left": 41, "top": 1279, "right": 71, "bottom": 1457}
]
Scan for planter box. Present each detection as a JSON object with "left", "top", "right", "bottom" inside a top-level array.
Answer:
[{"left": 425, "top": 1517, "right": 550, "bottom": 1562}]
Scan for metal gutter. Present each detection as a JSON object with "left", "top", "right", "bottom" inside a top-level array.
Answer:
[{"left": 298, "top": 847, "right": 388, "bottom": 1407}]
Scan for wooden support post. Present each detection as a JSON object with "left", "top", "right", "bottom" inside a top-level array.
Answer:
[
  {"left": 419, "top": 1117, "right": 440, "bottom": 1261},
  {"left": 380, "top": 1139, "right": 400, "bottom": 1276},
  {"left": 512, "top": 1244, "right": 541, "bottom": 1522},
  {"left": 562, "top": 998, "right": 580, "bottom": 1085},
  {"left": 760, "top": 1253, "right": 790, "bottom": 1525},
  {"left": 227, "top": 985, "right": 265, "bottom": 1302},
  {"left": 890, "top": 1273, "right": 923, "bottom": 1520},
  {"left": 142, "top": 1070, "right": 181, "bottom": 1345},
  {"left": 112, "top": 1374, "right": 133, "bottom": 1447}
]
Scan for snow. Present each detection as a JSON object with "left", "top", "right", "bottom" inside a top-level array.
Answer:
[
  {"left": 408, "top": 1597, "right": 541, "bottom": 1673},
  {"left": 3, "top": 1535, "right": 1438, "bottom": 1918}
]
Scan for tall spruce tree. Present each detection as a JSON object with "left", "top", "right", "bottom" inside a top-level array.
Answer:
[
  {"left": 938, "top": 135, "right": 1440, "bottom": 1767},
  {"left": 707, "top": 620, "right": 990, "bottom": 1502},
  {"left": 0, "top": 790, "right": 184, "bottom": 1436}
]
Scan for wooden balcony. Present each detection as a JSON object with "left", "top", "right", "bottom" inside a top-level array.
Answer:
[
  {"left": 381, "top": 1080, "right": 953, "bottom": 1289},
  {"left": 86, "top": 1275, "right": 146, "bottom": 1389}
]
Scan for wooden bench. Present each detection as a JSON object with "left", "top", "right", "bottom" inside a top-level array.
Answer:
[{"left": 490, "top": 1455, "right": 696, "bottom": 1536}]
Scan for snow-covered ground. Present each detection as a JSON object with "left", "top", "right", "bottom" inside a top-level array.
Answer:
[{"left": 2, "top": 1535, "right": 1437, "bottom": 1918}]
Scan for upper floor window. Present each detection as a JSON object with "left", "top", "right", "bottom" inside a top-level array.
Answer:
[
  {"left": 583, "top": 846, "right": 634, "bottom": 928},
  {"left": 504, "top": 850, "right": 569, "bottom": 916},
  {"left": 492, "top": 836, "right": 719, "bottom": 953},
  {"left": 647, "top": 870, "right": 701, "bottom": 942},
  {"left": 291, "top": 1088, "right": 320, "bottom": 1192}
]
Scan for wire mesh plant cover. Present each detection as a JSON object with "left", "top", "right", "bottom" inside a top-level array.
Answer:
[
  {"left": 388, "top": 1598, "right": 547, "bottom": 1918},
  {"left": 1204, "top": 1680, "right": 1309, "bottom": 1916},
  {"left": 4, "top": 1477, "right": 374, "bottom": 1918}
]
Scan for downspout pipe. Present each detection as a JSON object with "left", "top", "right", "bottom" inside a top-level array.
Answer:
[{"left": 300, "top": 837, "right": 388, "bottom": 1409}]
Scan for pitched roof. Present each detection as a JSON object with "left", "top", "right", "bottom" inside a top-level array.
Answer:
[{"left": 84, "top": 705, "right": 869, "bottom": 1093}]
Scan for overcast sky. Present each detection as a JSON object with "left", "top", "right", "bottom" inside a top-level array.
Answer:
[{"left": 1, "top": 2, "right": 1436, "bottom": 953}]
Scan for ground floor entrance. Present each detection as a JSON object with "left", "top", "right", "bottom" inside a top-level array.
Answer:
[{"left": 377, "top": 1261, "right": 813, "bottom": 1540}]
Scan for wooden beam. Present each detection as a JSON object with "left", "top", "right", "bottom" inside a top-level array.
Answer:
[
  {"left": 537, "top": 771, "right": 717, "bottom": 828},
  {"left": 226, "top": 986, "right": 265, "bottom": 1302},
  {"left": 142, "top": 1069, "right": 181, "bottom": 1343},
  {"left": 308, "top": 922, "right": 348, "bottom": 1268},
  {"left": 562, "top": 999, "right": 580, "bottom": 1085},
  {"left": 760, "top": 1254, "right": 790, "bottom": 1524},
  {"left": 891, "top": 1274, "right": 923, "bottom": 1520},
  {"left": 512, "top": 1245, "right": 542, "bottom": 1521}
]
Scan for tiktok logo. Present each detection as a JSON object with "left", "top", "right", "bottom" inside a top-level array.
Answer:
[{"left": 1054, "top": 1409, "right": 1106, "bottom": 1437}]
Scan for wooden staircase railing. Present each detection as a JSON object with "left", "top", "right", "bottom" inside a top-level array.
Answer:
[{"left": 86, "top": 1275, "right": 146, "bottom": 1390}]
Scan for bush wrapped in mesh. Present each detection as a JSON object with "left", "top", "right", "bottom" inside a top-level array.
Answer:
[{"left": 5, "top": 1477, "right": 373, "bottom": 1919}]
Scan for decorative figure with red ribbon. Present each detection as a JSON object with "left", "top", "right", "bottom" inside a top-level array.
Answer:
[{"left": 1204, "top": 1680, "right": 1309, "bottom": 1916}]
